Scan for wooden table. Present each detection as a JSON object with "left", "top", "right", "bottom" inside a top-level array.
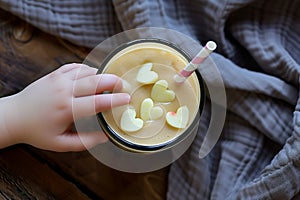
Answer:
[{"left": 0, "top": 9, "right": 168, "bottom": 200}]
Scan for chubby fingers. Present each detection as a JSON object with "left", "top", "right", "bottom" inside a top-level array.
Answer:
[
  {"left": 56, "top": 63, "right": 130, "bottom": 119},
  {"left": 72, "top": 93, "right": 130, "bottom": 119},
  {"left": 73, "top": 74, "right": 123, "bottom": 97}
]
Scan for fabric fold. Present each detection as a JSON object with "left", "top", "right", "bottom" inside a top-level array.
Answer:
[{"left": 1, "top": 0, "right": 300, "bottom": 199}]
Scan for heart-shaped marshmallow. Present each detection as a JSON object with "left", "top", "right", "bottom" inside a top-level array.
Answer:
[
  {"left": 120, "top": 108, "right": 143, "bottom": 132},
  {"left": 140, "top": 98, "right": 163, "bottom": 121},
  {"left": 136, "top": 63, "right": 158, "bottom": 84},
  {"left": 166, "top": 106, "right": 189, "bottom": 129},
  {"left": 151, "top": 80, "right": 175, "bottom": 102}
]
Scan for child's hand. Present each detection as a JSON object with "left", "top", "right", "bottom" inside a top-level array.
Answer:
[{"left": 4, "top": 63, "right": 130, "bottom": 152}]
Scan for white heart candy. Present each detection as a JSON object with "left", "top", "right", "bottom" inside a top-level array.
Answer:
[
  {"left": 151, "top": 80, "right": 175, "bottom": 102},
  {"left": 136, "top": 63, "right": 158, "bottom": 84},
  {"left": 166, "top": 106, "right": 189, "bottom": 129},
  {"left": 150, "top": 107, "right": 164, "bottom": 120},
  {"left": 140, "top": 98, "right": 163, "bottom": 121},
  {"left": 120, "top": 108, "right": 143, "bottom": 132}
]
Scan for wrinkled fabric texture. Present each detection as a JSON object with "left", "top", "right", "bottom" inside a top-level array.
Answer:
[{"left": 1, "top": 0, "right": 300, "bottom": 199}]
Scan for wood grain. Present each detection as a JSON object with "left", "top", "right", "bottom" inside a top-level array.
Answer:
[
  {"left": 28, "top": 147, "right": 169, "bottom": 200},
  {"left": 0, "top": 8, "right": 89, "bottom": 97},
  {"left": 0, "top": 146, "right": 89, "bottom": 199}
]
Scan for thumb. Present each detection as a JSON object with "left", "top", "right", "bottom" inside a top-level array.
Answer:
[{"left": 55, "top": 131, "right": 108, "bottom": 152}]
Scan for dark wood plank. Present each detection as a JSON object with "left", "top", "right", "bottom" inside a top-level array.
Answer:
[
  {"left": 0, "top": 8, "right": 89, "bottom": 97},
  {"left": 0, "top": 146, "right": 90, "bottom": 199},
  {"left": 28, "top": 148, "right": 169, "bottom": 200}
]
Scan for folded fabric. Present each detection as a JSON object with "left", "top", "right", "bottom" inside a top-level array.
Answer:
[{"left": 1, "top": 0, "right": 300, "bottom": 199}]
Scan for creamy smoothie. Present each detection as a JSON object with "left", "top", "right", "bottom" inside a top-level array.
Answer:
[{"left": 98, "top": 40, "right": 202, "bottom": 151}]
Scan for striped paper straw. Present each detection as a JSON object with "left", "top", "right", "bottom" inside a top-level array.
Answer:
[{"left": 174, "top": 41, "right": 217, "bottom": 83}]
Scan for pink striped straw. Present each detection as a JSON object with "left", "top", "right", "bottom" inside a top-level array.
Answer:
[{"left": 174, "top": 41, "right": 217, "bottom": 83}]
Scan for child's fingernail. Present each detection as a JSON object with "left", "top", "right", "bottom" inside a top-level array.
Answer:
[
  {"left": 124, "top": 93, "right": 131, "bottom": 103},
  {"left": 122, "top": 79, "right": 132, "bottom": 92}
]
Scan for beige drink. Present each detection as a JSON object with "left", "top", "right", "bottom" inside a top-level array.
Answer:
[{"left": 98, "top": 39, "right": 204, "bottom": 152}]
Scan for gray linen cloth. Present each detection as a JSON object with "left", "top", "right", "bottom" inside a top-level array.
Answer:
[{"left": 1, "top": 0, "right": 300, "bottom": 199}]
